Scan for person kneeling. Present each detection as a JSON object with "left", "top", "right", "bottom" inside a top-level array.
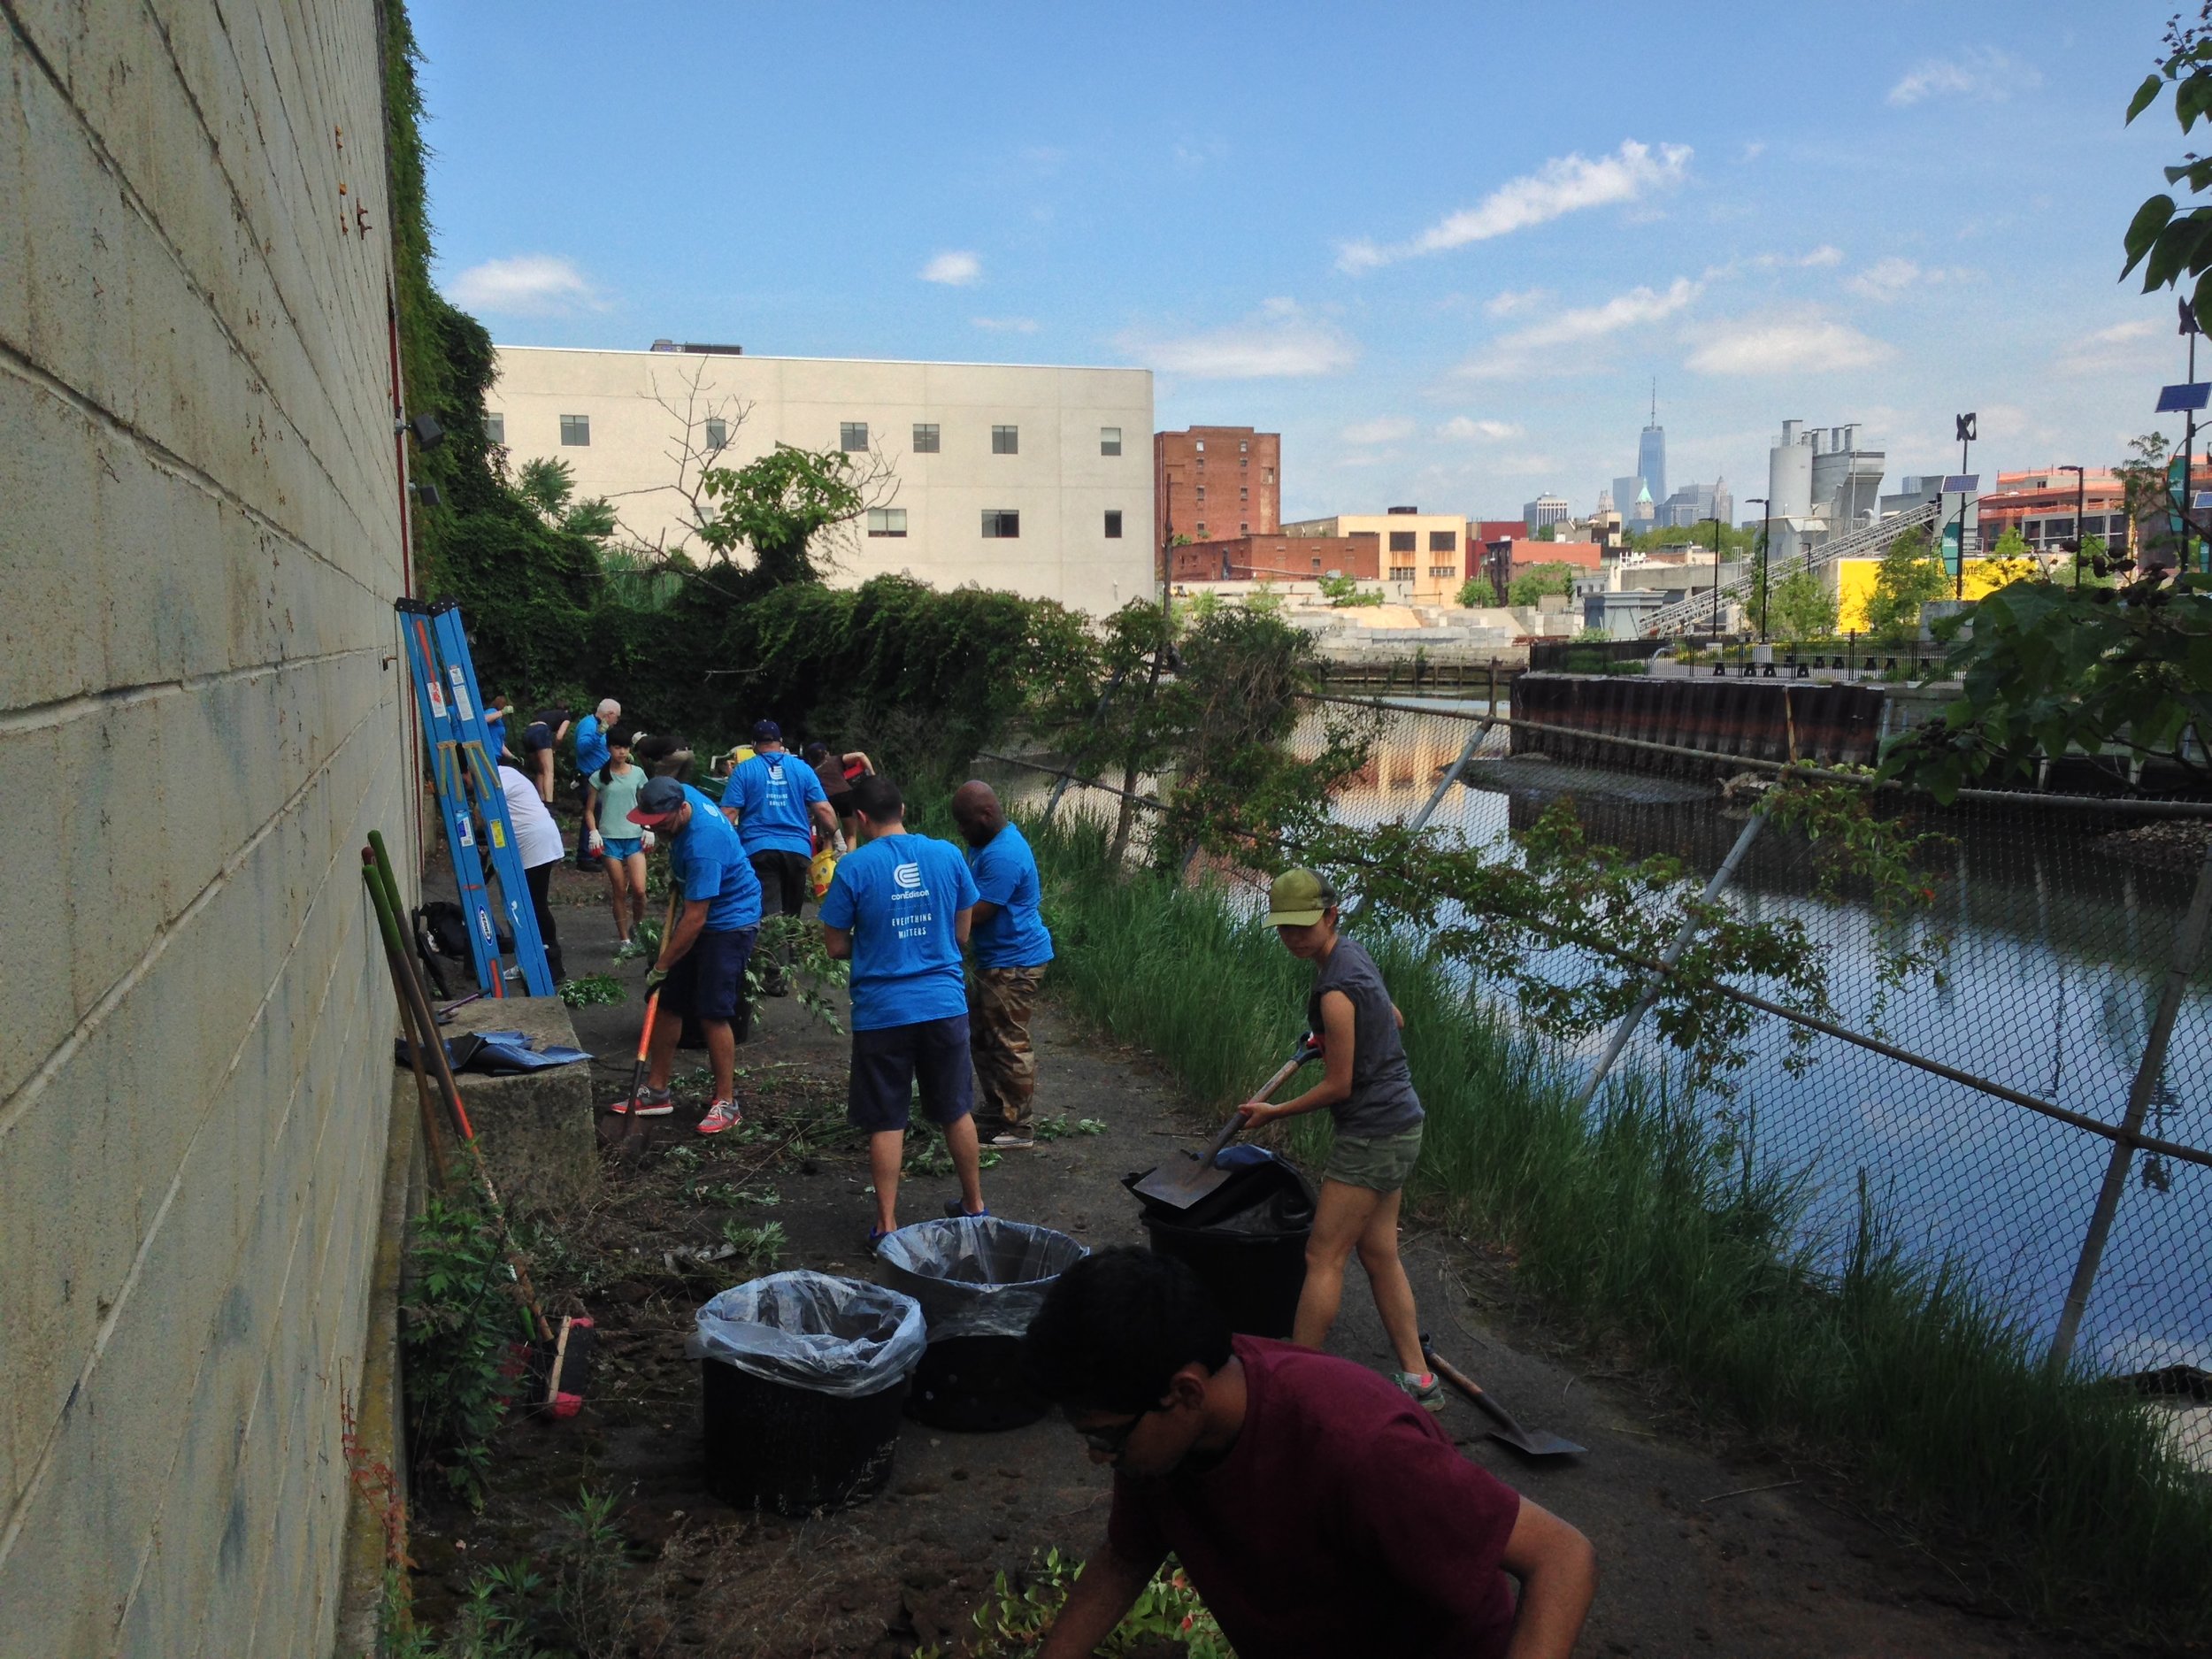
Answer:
[{"left": 1024, "top": 1248, "right": 1596, "bottom": 1659}]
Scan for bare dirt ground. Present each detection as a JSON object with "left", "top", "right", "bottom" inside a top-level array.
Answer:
[{"left": 403, "top": 848, "right": 2117, "bottom": 1658}]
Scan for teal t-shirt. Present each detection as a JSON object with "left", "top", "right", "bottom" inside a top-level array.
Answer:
[{"left": 592, "top": 762, "right": 646, "bottom": 841}]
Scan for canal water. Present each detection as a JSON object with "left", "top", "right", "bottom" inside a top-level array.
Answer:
[{"left": 984, "top": 697, "right": 2212, "bottom": 1376}]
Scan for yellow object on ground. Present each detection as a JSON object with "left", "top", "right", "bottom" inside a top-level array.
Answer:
[{"left": 810, "top": 846, "right": 839, "bottom": 900}]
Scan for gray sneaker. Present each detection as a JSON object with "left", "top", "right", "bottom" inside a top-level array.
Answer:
[
  {"left": 611, "top": 1086, "right": 673, "bottom": 1118},
  {"left": 990, "top": 1126, "right": 1037, "bottom": 1150}
]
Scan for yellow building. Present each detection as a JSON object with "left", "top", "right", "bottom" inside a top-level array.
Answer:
[
  {"left": 1832, "top": 556, "right": 2047, "bottom": 633},
  {"left": 1283, "top": 511, "right": 1470, "bottom": 604}
]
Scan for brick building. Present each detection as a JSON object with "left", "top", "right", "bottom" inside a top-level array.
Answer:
[
  {"left": 1169, "top": 533, "right": 1379, "bottom": 584},
  {"left": 1973, "top": 466, "right": 2135, "bottom": 554},
  {"left": 1467, "top": 519, "right": 1530, "bottom": 580},
  {"left": 1479, "top": 536, "right": 1603, "bottom": 601},
  {"left": 1155, "top": 426, "right": 1281, "bottom": 563}
]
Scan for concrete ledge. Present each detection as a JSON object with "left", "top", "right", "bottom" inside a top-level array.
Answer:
[
  {"left": 441, "top": 995, "right": 602, "bottom": 1216},
  {"left": 333, "top": 1071, "right": 427, "bottom": 1656}
]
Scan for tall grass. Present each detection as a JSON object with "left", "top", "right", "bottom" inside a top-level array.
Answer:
[{"left": 1032, "top": 816, "right": 2212, "bottom": 1644}]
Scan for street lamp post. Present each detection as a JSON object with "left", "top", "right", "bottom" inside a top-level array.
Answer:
[
  {"left": 1701, "top": 515, "right": 1724, "bottom": 638},
  {"left": 1745, "top": 496, "right": 1771, "bottom": 641},
  {"left": 1953, "top": 412, "right": 1977, "bottom": 601},
  {"left": 2057, "top": 464, "right": 2085, "bottom": 589}
]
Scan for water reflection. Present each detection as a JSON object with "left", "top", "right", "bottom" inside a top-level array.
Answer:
[{"left": 979, "top": 699, "right": 2211, "bottom": 1372}]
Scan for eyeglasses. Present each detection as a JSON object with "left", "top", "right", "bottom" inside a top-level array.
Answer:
[{"left": 1076, "top": 1409, "right": 1151, "bottom": 1457}]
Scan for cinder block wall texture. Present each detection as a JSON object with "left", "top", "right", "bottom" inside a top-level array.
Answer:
[{"left": 1, "top": 4, "right": 412, "bottom": 1654}]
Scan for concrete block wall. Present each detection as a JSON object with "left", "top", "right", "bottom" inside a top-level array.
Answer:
[{"left": 0, "top": 4, "right": 411, "bottom": 1655}]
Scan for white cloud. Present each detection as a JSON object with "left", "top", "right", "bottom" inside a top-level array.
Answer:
[
  {"left": 919, "top": 250, "right": 982, "bottom": 286},
  {"left": 1845, "top": 257, "right": 1975, "bottom": 299},
  {"left": 1438, "top": 417, "right": 1523, "bottom": 441},
  {"left": 1486, "top": 287, "right": 1550, "bottom": 317},
  {"left": 1685, "top": 311, "right": 1893, "bottom": 376},
  {"left": 1767, "top": 244, "right": 1843, "bottom": 269},
  {"left": 1457, "top": 277, "right": 1701, "bottom": 378},
  {"left": 1888, "top": 48, "right": 2040, "bottom": 107},
  {"left": 972, "top": 316, "right": 1039, "bottom": 334},
  {"left": 1338, "top": 140, "right": 1692, "bottom": 272},
  {"left": 1342, "top": 417, "right": 1415, "bottom": 444},
  {"left": 449, "top": 254, "right": 605, "bottom": 316},
  {"left": 1122, "top": 298, "right": 1356, "bottom": 380},
  {"left": 2054, "top": 317, "right": 2164, "bottom": 377}
]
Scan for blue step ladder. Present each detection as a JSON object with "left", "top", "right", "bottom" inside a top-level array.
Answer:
[{"left": 396, "top": 598, "right": 557, "bottom": 995}]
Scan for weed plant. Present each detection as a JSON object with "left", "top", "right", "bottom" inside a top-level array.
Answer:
[
  {"left": 402, "top": 1195, "right": 526, "bottom": 1509},
  {"left": 1030, "top": 817, "right": 2212, "bottom": 1643}
]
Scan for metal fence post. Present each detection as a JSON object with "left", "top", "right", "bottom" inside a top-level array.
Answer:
[
  {"left": 2047, "top": 833, "right": 2212, "bottom": 1371},
  {"left": 1041, "top": 669, "right": 1126, "bottom": 826},
  {"left": 1573, "top": 810, "right": 1767, "bottom": 1110},
  {"left": 1345, "top": 718, "right": 1495, "bottom": 923}
]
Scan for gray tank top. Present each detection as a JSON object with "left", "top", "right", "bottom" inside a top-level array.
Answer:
[{"left": 1305, "top": 936, "right": 1424, "bottom": 1138}]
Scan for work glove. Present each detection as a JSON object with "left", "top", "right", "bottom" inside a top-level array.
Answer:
[
  {"left": 641, "top": 829, "right": 657, "bottom": 851},
  {"left": 644, "top": 965, "right": 671, "bottom": 998},
  {"left": 587, "top": 829, "right": 604, "bottom": 854}
]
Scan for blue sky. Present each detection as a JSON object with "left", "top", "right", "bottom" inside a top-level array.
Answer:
[{"left": 418, "top": 1, "right": 2190, "bottom": 523}]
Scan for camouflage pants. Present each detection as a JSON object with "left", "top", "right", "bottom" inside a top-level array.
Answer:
[{"left": 967, "top": 964, "right": 1044, "bottom": 1128}]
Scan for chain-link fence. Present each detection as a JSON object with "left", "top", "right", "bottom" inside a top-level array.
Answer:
[{"left": 980, "top": 689, "right": 2212, "bottom": 1381}]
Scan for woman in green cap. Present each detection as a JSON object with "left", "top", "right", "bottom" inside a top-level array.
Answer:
[{"left": 1236, "top": 865, "right": 1440, "bottom": 1408}]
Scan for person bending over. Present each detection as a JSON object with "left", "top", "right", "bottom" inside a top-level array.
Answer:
[
  {"left": 616, "top": 775, "right": 760, "bottom": 1135},
  {"left": 1024, "top": 1248, "right": 1596, "bottom": 1659},
  {"left": 818, "top": 774, "right": 985, "bottom": 1249},
  {"left": 1238, "top": 865, "right": 1441, "bottom": 1406}
]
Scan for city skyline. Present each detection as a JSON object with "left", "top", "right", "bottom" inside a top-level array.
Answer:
[{"left": 417, "top": 1, "right": 2185, "bottom": 525}]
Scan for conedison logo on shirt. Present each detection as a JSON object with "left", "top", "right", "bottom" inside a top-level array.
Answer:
[{"left": 894, "top": 862, "right": 924, "bottom": 891}]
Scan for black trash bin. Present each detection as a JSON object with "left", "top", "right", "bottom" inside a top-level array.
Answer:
[
  {"left": 1126, "top": 1148, "right": 1314, "bottom": 1338},
  {"left": 687, "top": 1271, "right": 925, "bottom": 1515},
  {"left": 877, "top": 1217, "right": 1089, "bottom": 1432}
]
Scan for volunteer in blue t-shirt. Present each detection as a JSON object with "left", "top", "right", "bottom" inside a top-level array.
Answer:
[
  {"left": 570, "top": 697, "right": 620, "bottom": 869},
  {"left": 951, "top": 780, "right": 1056, "bottom": 1150},
  {"left": 726, "top": 719, "right": 839, "bottom": 995},
  {"left": 616, "top": 775, "right": 762, "bottom": 1136},
  {"left": 819, "top": 773, "right": 985, "bottom": 1248}
]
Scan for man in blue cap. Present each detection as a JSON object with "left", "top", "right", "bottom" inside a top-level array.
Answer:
[
  {"left": 616, "top": 774, "right": 761, "bottom": 1134},
  {"left": 726, "top": 718, "right": 839, "bottom": 995}
]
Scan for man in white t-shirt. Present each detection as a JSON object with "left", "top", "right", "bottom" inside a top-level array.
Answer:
[{"left": 498, "top": 756, "right": 567, "bottom": 981}]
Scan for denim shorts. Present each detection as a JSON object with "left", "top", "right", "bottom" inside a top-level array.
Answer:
[
  {"left": 664, "top": 926, "right": 756, "bottom": 1023},
  {"left": 848, "top": 1015, "right": 975, "bottom": 1133},
  {"left": 602, "top": 836, "right": 642, "bottom": 861},
  {"left": 1323, "top": 1123, "right": 1425, "bottom": 1193}
]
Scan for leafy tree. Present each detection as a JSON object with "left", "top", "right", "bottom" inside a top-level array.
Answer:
[
  {"left": 1980, "top": 526, "right": 2044, "bottom": 589},
  {"left": 1455, "top": 575, "right": 1496, "bottom": 608},
  {"left": 1863, "top": 526, "right": 1949, "bottom": 643},
  {"left": 2124, "top": 10, "right": 2212, "bottom": 329},
  {"left": 1508, "top": 562, "right": 1582, "bottom": 605},
  {"left": 1317, "top": 572, "right": 1382, "bottom": 606},
  {"left": 693, "top": 444, "right": 867, "bottom": 588},
  {"left": 514, "top": 456, "right": 617, "bottom": 539},
  {"left": 1630, "top": 520, "right": 1754, "bottom": 557},
  {"left": 1770, "top": 566, "right": 1839, "bottom": 642}
]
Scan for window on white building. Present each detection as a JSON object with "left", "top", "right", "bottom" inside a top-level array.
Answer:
[
  {"left": 1101, "top": 427, "right": 1122, "bottom": 456},
  {"left": 1429, "top": 530, "right": 1457, "bottom": 552},
  {"left": 982, "top": 510, "right": 1020, "bottom": 538},
  {"left": 867, "top": 508, "right": 908, "bottom": 537},
  {"left": 1104, "top": 511, "right": 1123, "bottom": 538},
  {"left": 1388, "top": 531, "right": 1417, "bottom": 553},
  {"left": 1389, "top": 565, "right": 1417, "bottom": 580},
  {"left": 912, "top": 423, "right": 940, "bottom": 453},
  {"left": 484, "top": 412, "right": 506, "bottom": 445},
  {"left": 992, "top": 425, "right": 1019, "bottom": 455},
  {"left": 703, "top": 417, "right": 728, "bottom": 451},
  {"left": 840, "top": 422, "right": 869, "bottom": 452},
  {"left": 559, "top": 414, "right": 590, "bottom": 446}
]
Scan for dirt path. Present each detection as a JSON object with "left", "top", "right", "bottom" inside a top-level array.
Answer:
[{"left": 406, "top": 853, "right": 2097, "bottom": 1658}]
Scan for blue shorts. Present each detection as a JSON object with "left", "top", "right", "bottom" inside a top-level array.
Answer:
[
  {"left": 602, "top": 836, "right": 642, "bottom": 860},
  {"left": 664, "top": 926, "right": 756, "bottom": 1024},
  {"left": 848, "top": 1015, "right": 974, "bottom": 1133}
]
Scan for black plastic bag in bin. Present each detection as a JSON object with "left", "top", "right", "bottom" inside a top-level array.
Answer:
[
  {"left": 686, "top": 1271, "right": 925, "bottom": 1399},
  {"left": 876, "top": 1217, "right": 1089, "bottom": 1341}
]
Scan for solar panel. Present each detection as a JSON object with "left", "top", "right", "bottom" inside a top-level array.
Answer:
[
  {"left": 2155, "top": 381, "right": 2212, "bottom": 411},
  {"left": 1941, "top": 475, "right": 1979, "bottom": 493}
]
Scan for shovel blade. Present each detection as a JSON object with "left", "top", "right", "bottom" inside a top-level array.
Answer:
[
  {"left": 1130, "top": 1158, "right": 1235, "bottom": 1210},
  {"left": 1484, "top": 1425, "right": 1585, "bottom": 1459}
]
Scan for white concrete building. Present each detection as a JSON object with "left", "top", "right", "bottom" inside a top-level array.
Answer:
[{"left": 491, "top": 345, "right": 1156, "bottom": 615}]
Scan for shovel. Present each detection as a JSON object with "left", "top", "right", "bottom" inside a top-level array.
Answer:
[
  {"left": 1422, "top": 1337, "right": 1585, "bottom": 1459},
  {"left": 1132, "top": 1037, "right": 1322, "bottom": 1211}
]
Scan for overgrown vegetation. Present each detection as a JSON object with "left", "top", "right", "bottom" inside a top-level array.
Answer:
[
  {"left": 1029, "top": 817, "right": 2212, "bottom": 1644},
  {"left": 916, "top": 1549, "right": 1227, "bottom": 1659},
  {"left": 1862, "top": 524, "right": 1949, "bottom": 644},
  {"left": 1505, "top": 561, "right": 1583, "bottom": 606},
  {"left": 401, "top": 1195, "right": 526, "bottom": 1509}
]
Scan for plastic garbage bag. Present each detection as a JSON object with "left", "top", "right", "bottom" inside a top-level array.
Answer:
[
  {"left": 396, "top": 1030, "right": 594, "bottom": 1076},
  {"left": 875, "top": 1216, "right": 1089, "bottom": 1341},
  {"left": 1124, "top": 1144, "right": 1314, "bottom": 1233},
  {"left": 686, "top": 1271, "right": 926, "bottom": 1399}
]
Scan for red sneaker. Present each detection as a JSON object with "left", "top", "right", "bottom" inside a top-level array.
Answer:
[
  {"left": 697, "top": 1100, "right": 742, "bottom": 1135},
  {"left": 608, "top": 1086, "right": 672, "bottom": 1117}
]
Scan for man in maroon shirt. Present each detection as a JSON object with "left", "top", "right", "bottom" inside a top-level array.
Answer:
[{"left": 1024, "top": 1248, "right": 1595, "bottom": 1659}]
